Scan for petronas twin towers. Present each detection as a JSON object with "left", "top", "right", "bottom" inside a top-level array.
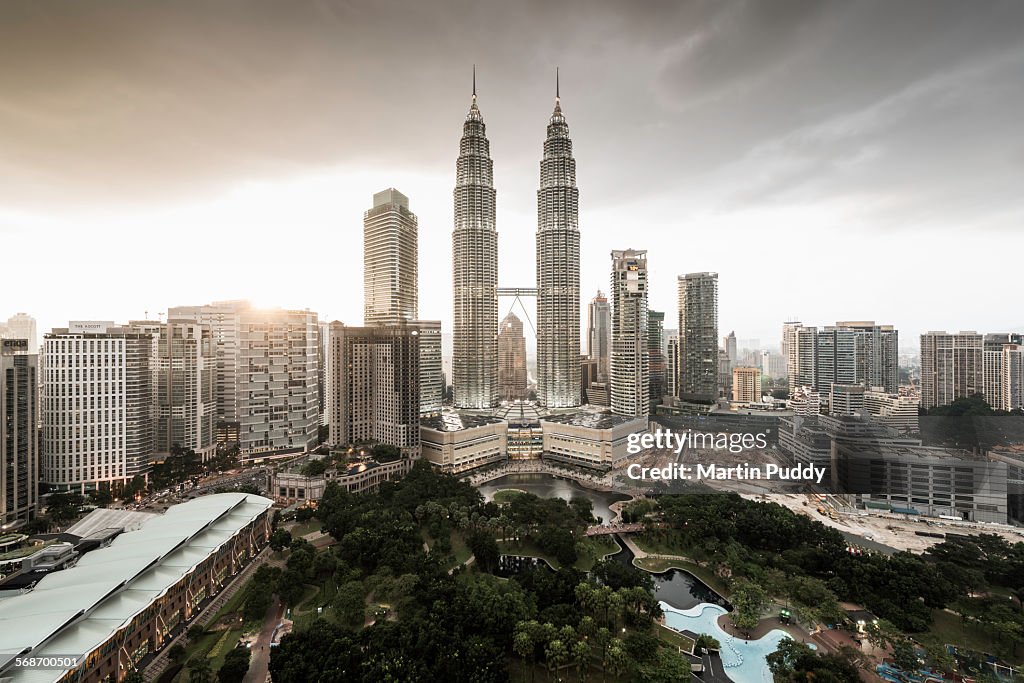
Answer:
[{"left": 452, "top": 70, "right": 581, "bottom": 410}]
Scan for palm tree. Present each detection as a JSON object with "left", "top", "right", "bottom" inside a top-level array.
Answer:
[{"left": 514, "top": 623, "right": 536, "bottom": 682}]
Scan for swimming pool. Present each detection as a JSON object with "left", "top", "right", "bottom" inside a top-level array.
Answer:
[{"left": 660, "top": 602, "right": 791, "bottom": 683}]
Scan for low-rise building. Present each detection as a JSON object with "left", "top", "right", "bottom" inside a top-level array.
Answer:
[
  {"left": 420, "top": 413, "right": 507, "bottom": 474},
  {"left": 540, "top": 413, "right": 646, "bottom": 471},
  {"left": 272, "top": 454, "right": 412, "bottom": 505},
  {"left": 0, "top": 493, "right": 272, "bottom": 683}
]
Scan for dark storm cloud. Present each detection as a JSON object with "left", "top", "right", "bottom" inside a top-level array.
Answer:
[{"left": 0, "top": 0, "right": 1022, "bottom": 232}]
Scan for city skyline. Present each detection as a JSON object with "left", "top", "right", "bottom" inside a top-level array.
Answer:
[{"left": 3, "top": 1, "right": 1024, "bottom": 346}]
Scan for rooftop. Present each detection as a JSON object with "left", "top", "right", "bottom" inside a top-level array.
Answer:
[
  {"left": 541, "top": 412, "right": 644, "bottom": 430},
  {"left": 0, "top": 493, "right": 273, "bottom": 682},
  {"left": 421, "top": 412, "right": 505, "bottom": 432}
]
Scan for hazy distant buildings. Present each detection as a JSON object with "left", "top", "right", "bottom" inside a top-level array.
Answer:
[
  {"left": 677, "top": 272, "right": 719, "bottom": 404},
  {"left": 724, "top": 331, "right": 737, "bottom": 364},
  {"left": 1, "top": 314, "right": 37, "bottom": 351},
  {"left": 610, "top": 250, "right": 649, "bottom": 417},
  {"left": 236, "top": 309, "right": 319, "bottom": 459},
  {"left": 732, "top": 367, "right": 762, "bottom": 404},
  {"left": 43, "top": 322, "right": 155, "bottom": 493},
  {"left": 920, "top": 331, "right": 983, "bottom": 410},
  {"left": 760, "top": 350, "right": 786, "bottom": 380},
  {"left": 535, "top": 86, "right": 581, "bottom": 409},
  {"left": 1, "top": 338, "right": 38, "bottom": 528},
  {"left": 328, "top": 322, "right": 420, "bottom": 457},
  {"left": 364, "top": 188, "right": 418, "bottom": 327},
  {"left": 498, "top": 313, "right": 528, "bottom": 402},
  {"left": 130, "top": 321, "right": 217, "bottom": 461},
  {"left": 452, "top": 81, "right": 499, "bottom": 409},
  {"left": 587, "top": 291, "right": 611, "bottom": 381}
]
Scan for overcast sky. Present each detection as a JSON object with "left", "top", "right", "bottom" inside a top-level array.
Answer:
[{"left": 2, "top": 0, "right": 1023, "bottom": 350}]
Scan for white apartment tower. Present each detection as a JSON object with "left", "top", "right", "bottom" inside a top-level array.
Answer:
[
  {"left": 535, "top": 76, "right": 581, "bottom": 408},
  {"left": 982, "top": 334, "right": 1024, "bottom": 412},
  {"left": 42, "top": 322, "right": 155, "bottom": 493},
  {"left": 452, "top": 74, "right": 499, "bottom": 409},
  {"left": 364, "top": 188, "right": 418, "bottom": 326},
  {"left": 920, "top": 331, "right": 984, "bottom": 410},
  {"left": 610, "top": 250, "right": 649, "bottom": 417},
  {"left": 236, "top": 308, "right": 319, "bottom": 458}
]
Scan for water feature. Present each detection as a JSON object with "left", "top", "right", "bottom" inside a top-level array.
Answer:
[
  {"left": 477, "top": 472, "right": 629, "bottom": 524},
  {"left": 661, "top": 602, "right": 791, "bottom": 683},
  {"left": 610, "top": 535, "right": 728, "bottom": 610}
]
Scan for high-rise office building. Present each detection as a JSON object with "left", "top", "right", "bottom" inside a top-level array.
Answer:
[
  {"left": 328, "top": 322, "right": 420, "bottom": 456},
  {"left": 787, "top": 321, "right": 899, "bottom": 395},
  {"left": 1, "top": 338, "right": 38, "bottom": 528},
  {"left": 718, "top": 348, "right": 732, "bottom": 399},
  {"left": 452, "top": 74, "right": 499, "bottom": 409},
  {"left": 168, "top": 300, "right": 248, "bottom": 439},
  {"left": 535, "top": 77, "right": 581, "bottom": 408},
  {"left": 920, "top": 331, "right": 984, "bottom": 410},
  {"left": 677, "top": 272, "right": 719, "bottom": 404},
  {"left": 364, "top": 188, "right": 418, "bottom": 326},
  {"left": 42, "top": 322, "right": 155, "bottom": 494},
  {"left": 236, "top": 308, "right": 319, "bottom": 458},
  {"left": 587, "top": 291, "right": 611, "bottom": 381},
  {"left": 414, "top": 320, "right": 444, "bottom": 417},
  {"left": 130, "top": 321, "right": 217, "bottom": 461},
  {"left": 732, "top": 366, "right": 762, "bottom": 404},
  {"left": 648, "top": 310, "right": 666, "bottom": 412},
  {"left": 610, "top": 250, "right": 649, "bottom": 417},
  {"left": 498, "top": 313, "right": 528, "bottom": 402}
]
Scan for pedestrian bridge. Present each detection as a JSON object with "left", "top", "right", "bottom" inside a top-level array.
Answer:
[{"left": 584, "top": 523, "right": 644, "bottom": 536}]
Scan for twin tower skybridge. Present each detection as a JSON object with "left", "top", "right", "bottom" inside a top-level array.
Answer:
[{"left": 497, "top": 287, "right": 538, "bottom": 334}]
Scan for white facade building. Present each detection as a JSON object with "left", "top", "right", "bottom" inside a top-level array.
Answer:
[
  {"left": 610, "top": 249, "right": 649, "bottom": 417},
  {"left": 42, "top": 322, "right": 155, "bottom": 493}
]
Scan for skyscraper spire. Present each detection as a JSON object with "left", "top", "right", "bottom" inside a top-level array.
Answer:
[
  {"left": 453, "top": 68, "right": 499, "bottom": 409},
  {"left": 554, "top": 67, "right": 562, "bottom": 114},
  {"left": 536, "top": 68, "right": 580, "bottom": 408}
]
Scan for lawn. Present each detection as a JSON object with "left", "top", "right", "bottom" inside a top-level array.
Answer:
[
  {"left": 493, "top": 488, "right": 528, "bottom": 504},
  {"left": 286, "top": 519, "right": 321, "bottom": 538},
  {"left": 655, "top": 622, "right": 696, "bottom": 654},
  {"left": 928, "top": 609, "right": 1022, "bottom": 665}
]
